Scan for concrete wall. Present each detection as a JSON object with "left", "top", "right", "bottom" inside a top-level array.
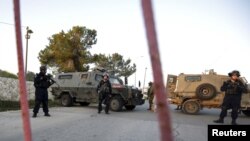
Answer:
[{"left": 0, "top": 77, "right": 53, "bottom": 101}]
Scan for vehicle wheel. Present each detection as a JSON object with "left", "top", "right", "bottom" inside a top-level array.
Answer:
[
  {"left": 110, "top": 96, "right": 123, "bottom": 111},
  {"left": 182, "top": 100, "right": 200, "bottom": 114},
  {"left": 196, "top": 83, "right": 216, "bottom": 100},
  {"left": 125, "top": 105, "right": 136, "bottom": 111},
  {"left": 79, "top": 102, "right": 90, "bottom": 106},
  {"left": 242, "top": 110, "right": 250, "bottom": 117},
  {"left": 60, "top": 94, "right": 73, "bottom": 107}
]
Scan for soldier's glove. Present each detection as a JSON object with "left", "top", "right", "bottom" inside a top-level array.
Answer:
[{"left": 237, "top": 83, "right": 246, "bottom": 90}]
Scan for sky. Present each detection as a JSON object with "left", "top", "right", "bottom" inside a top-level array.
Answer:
[{"left": 0, "top": 0, "right": 249, "bottom": 87}]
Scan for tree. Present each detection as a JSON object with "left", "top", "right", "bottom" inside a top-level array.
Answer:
[
  {"left": 0, "top": 69, "right": 18, "bottom": 79},
  {"left": 26, "top": 71, "right": 35, "bottom": 81},
  {"left": 38, "top": 26, "right": 97, "bottom": 72},
  {"left": 92, "top": 53, "right": 136, "bottom": 77}
]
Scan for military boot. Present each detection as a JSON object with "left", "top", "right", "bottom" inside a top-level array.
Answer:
[
  {"left": 32, "top": 113, "right": 37, "bottom": 118},
  {"left": 213, "top": 118, "right": 224, "bottom": 123},
  {"left": 44, "top": 113, "right": 51, "bottom": 117},
  {"left": 231, "top": 120, "right": 237, "bottom": 125}
]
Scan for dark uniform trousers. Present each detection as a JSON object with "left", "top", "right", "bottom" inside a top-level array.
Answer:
[
  {"left": 33, "top": 99, "right": 49, "bottom": 114},
  {"left": 219, "top": 95, "right": 241, "bottom": 120},
  {"left": 98, "top": 93, "right": 111, "bottom": 113},
  {"left": 33, "top": 87, "right": 49, "bottom": 114}
]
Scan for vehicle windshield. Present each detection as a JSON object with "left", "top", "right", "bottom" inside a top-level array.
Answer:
[
  {"left": 109, "top": 77, "right": 122, "bottom": 85},
  {"left": 95, "top": 74, "right": 122, "bottom": 85}
]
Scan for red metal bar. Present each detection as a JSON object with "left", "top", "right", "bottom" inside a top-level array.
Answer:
[
  {"left": 13, "top": 0, "right": 32, "bottom": 141},
  {"left": 141, "top": 0, "right": 173, "bottom": 141}
]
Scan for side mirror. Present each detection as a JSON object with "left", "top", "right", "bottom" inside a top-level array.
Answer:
[{"left": 138, "top": 80, "right": 141, "bottom": 87}]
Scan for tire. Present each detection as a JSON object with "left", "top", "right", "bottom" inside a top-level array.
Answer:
[
  {"left": 182, "top": 100, "right": 200, "bottom": 114},
  {"left": 60, "top": 94, "right": 73, "bottom": 107},
  {"left": 79, "top": 102, "right": 90, "bottom": 106},
  {"left": 196, "top": 83, "right": 216, "bottom": 100},
  {"left": 110, "top": 96, "right": 123, "bottom": 111},
  {"left": 125, "top": 105, "right": 136, "bottom": 111},
  {"left": 242, "top": 110, "right": 250, "bottom": 117}
]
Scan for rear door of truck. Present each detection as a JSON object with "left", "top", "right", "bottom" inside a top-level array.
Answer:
[{"left": 166, "top": 74, "right": 177, "bottom": 98}]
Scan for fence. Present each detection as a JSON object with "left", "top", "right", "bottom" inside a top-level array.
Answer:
[{"left": 0, "top": 77, "right": 53, "bottom": 101}]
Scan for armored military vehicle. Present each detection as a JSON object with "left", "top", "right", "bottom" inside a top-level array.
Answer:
[
  {"left": 166, "top": 69, "right": 250, "bottom": 116},
  {"left": 51, "top": 67, "right": 145, "bottom": 111}
]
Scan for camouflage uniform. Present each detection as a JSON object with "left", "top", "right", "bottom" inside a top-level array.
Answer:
[
  {"left": 147, "top": 82, "right": 154, "bottom": 110},
  {"left": 97, "top": 73, "right": 112, "bottom": 114},
  {"left": 214, "top": 70, "right": 247, "bottom": 125}
]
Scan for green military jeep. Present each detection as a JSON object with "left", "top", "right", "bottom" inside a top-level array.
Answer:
[{"left": 51, "top": 67, "right": 145, "bottom": 111}]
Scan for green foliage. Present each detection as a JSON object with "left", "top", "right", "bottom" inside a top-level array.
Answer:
[
  {"left": 92, "top": 53, "right": 136, "bottom": 77},
  {"left": 38, "top": 26, "right": 97, "bottom": 72},
  {"left": 26, "top": 71, "right": 35, "bottom": 81},
  {"left": 0, "top": 69, "right": 18, "bottom": 79},
  {"left": 0, "top": 100, "right": 61, "bottom": 112},
  {"left": 0, "top": 100, "right": 20, "bottom": 111}
]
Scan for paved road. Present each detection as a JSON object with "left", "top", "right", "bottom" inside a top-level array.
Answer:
[{"left": 0, "top": 101, "right": 249, "bottom": 141}]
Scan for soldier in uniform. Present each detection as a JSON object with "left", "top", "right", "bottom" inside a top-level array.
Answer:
[
  {"left": 147, "top": 82, "right": 154, "bottom": 110},
  {"left": 97, "top": 73, "right": 112, "bottom": 114},
  {"left": 214, "top": 70, "right": 247, "bottom": 125},
  {"left": 32, "top": 66, "right": 55, "bottom": 118}
]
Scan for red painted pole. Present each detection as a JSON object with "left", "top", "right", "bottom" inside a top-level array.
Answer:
[
  {"left": 141, "top": 0, "right": 173, "bottom": 141},
  {"left": 13, "top": 0, "right": 32, "bottom": 141}
]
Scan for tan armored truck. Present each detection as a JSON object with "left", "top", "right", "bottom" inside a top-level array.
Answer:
[
  {"left": 166, "top": 69, "right": 250, "bottom": 116},
  {"left": 50, "top": 68, "right": 145, "bottom": 111}
]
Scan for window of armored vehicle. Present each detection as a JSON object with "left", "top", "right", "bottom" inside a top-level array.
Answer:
[
  {"left": 95, "top": 74, "right": 103, "bottom": 82},
  {"left": 168, "top": 78, "right": 174, "bottom": 83},
  {"left": 94, "top": 74, "right": 121, "bottom": 85},
  {"left": 81, "top": 74, "right": 88, "bottom": 81},
  {"left": 58, "top": 75, "right": 72, "bottom": 79},
  {"left": 109, "top": 77, "right": 122, "bottom": 85},
  {"left": 185, "top": 75, "right": 201, "bottom": 82}
]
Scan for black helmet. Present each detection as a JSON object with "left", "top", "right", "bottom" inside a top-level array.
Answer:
[
  {"left": 148, "top": 81, "right": 153, "bottom": 85},
  {"left": 40, "top": 65, "right": 47, "bottom": 71},
  {"left": 228, "top": 70, "right": 240, "bottom": 77}
]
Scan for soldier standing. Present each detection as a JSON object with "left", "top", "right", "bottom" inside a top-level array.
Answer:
[
  {"left": 147, "top": 82, "right": 154, "bottom": 110},
  {"left": 97, "top": 73, "right": 112, "bottom": 114},
  {"left": 213, "top": 70, "right": 247, "bottom": 125},
  {"left": 32, "top": 66, "right": 55, "bottom": 118}
]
